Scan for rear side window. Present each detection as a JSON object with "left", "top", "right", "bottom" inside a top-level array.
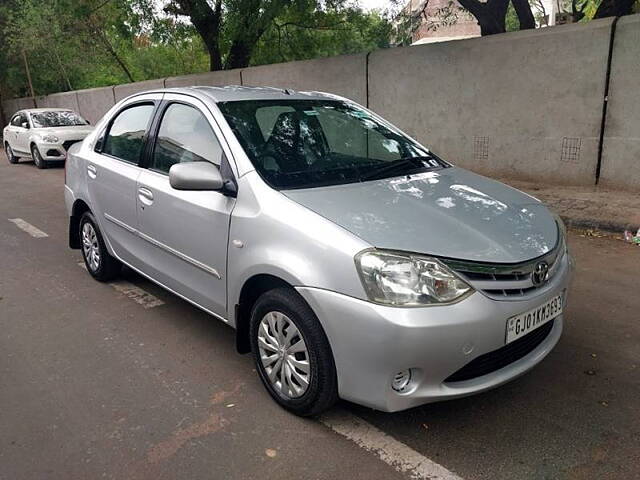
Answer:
[
  {"left": 150, "top": 103, "right": 222, "bottom": 174},
  {"left": 103, "top": 104, "right": 155, "bottom": 164},
  {"left": 10, "top": 114, "right": 22, "bottom": 126}
]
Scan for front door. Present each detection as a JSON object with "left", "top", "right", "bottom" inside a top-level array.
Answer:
[
  {"left": 136, "top": 97, "right": 234, "bottom": 318},
  {"left": 86, "top": 97, "right": 159, "bottom": 268},
  {"left": 14, "top": 113, "right": 30, "bottom": 153}
]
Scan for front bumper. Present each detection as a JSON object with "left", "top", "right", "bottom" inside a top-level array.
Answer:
[
  {"left": 296, "top": 251, "right": 573, "bottom": 412},
  {"left": 36, "top": 141, "right": 73, "bottom": 161}
]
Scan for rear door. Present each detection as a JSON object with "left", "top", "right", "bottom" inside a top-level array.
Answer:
[
  {"left": 86, "top": 94, "right": 161, "bottom": 268},
  {"left": 5, "top": 114, "right": 20, "bottom": 148},
  {"left": 135, "top": 94, "right": 235, "bottom": 318},
  {"left": 14, "top": 112, "right": 31, "bottom": 153}
]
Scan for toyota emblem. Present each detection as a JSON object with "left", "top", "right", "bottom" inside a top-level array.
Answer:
[{"left": 531, "top": 261, "right": 549, "bottom": 287}]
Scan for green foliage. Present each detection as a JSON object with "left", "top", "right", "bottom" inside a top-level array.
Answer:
[
  {"left": 506, "top": 2, "right": 520, "bottom": 31},
  {"left": 252, "top": 3, "right": 392, "bottom": 64},
  {"left": 0, "top": 0, "right": 393, "bottom": 98}
]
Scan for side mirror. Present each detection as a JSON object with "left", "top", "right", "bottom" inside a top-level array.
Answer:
[
  {"left": 21, "top": 121, "right": 29, "bottom": 129},
  {"left": 169, "top": 162, "right": 224, "bottom": 191}
]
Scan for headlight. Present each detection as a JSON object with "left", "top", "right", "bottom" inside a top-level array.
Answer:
[
  {"left": 355, "top": 250, "right": 473, "bottom": 306},
  {"left": 41, "top": 134, "right": 59, "bottom": 143}
]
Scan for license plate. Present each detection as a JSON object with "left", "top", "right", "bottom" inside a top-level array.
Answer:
[{"left": 506, "top": 294, "right": 563, "bottom": 344}]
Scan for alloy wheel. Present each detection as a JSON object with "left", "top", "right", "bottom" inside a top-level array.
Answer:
[
  {"left": 257, "top": 311, "right": 311, "bottom": 398},
  {"left": 82, "top": 222, "right": 101, "bottom": 272}
]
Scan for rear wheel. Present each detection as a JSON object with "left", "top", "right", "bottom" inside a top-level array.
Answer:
[
  {"left": 5, "top": 144, "right": 18, "bottom": 164},
  {"left": 80, "top": 212, "right": 121, "bottom": 282},
  {"left": 31, "top": 144, "right": 46, "bottom": 169},
  {"left": 250, "top": 288, "right": 338, "bottom": 416}
]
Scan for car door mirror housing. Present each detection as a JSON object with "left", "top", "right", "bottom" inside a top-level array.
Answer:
[
  {"left": 21, "top": 122, "right": 29, "bottom": 129},
  {"left": 169, "top": 162, "right": 224, "bottom": 191}
]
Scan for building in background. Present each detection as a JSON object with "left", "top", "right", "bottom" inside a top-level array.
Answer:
[
  {"left": 407, "top": 0, "right": 480, "bottom": 45},
  {"left": 400, "top": 0, "right": 561, "bottom": 46}
]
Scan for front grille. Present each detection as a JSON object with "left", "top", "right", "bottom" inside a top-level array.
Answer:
[
  {"left": 445, "top": 319, "right": 555, "bottom": 383},
  {"left": 62, "top": 140, "right": 80, "bottom": 152},
  {"left": 442, "top": 234, "right": 565, "bottom": 299},
  {"left": 46, "top": 149, "right": 62, "bottom": 157}
]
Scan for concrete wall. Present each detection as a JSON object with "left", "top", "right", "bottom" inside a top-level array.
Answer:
[
  {"left": 3, "top": 96, "right": 36, "bottom": 118},
  {"left": 76, "top": 86, "right": 116, "bottom": 125},
  {"left": 2, "top": 16, "right": 639, "bottom": 190},
  {"left": 113, "top": 78, "right": 166, "bottom": 102},
  {"left": 165, "top": 69, "right": 242, "bottom": 88},
  {"left": 36, "top": 91, "right": 80, "bottom": 112},
  {"left": 599, "top": 15, "right": 640, "bottom": 190},
  {"left": 242, "top": 53, "right": 368, "bottom": 105},
  {"left": 369, "top": 18, "right": 613, "bottom": 186}
]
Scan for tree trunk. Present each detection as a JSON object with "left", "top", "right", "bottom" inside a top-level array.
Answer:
[
  {"left": 172, "top": 0, "right": 223, "bottom": 71},
  {"left": 594, "top": 0, "right": 636, "bottom": 18},
  {"left": 511, "top": 0, "right": 537, "bottom": 29},
  {"left": 22, "top": 50, "right": 36, "bottom": 99},
  {"left": 225, "top": 41, "right": 253, "bottom": 70},
  {"left": 458, "top": 0, "right": 510, "bottom": 35}
]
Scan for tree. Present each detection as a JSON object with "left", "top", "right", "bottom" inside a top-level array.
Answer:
[
  {"left": 594, "top": 0, "right": 637, "bottom": 17},
  {"left": 164, "top": 0, "right": 295, "bottom": 70},
  {"left": 511, "top": 0, "right": 536, "bottom": 28},
  {"left": 162, "top": 0, "right": 390, "bottom": 71},
  {"left": 453, "top": 0, "right": 511, "bottom": 35}
]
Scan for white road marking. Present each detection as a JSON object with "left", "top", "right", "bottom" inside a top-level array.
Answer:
[
  {"left": 109, "top": 281, "right": 165, "bottom": 309},
  {"left": 8, "top": 218, "right": 49, "bottom": 238},
  {"left": 78, "top": 262, "right": 165, "bottom": 309},
  {"left": 320, "top": 409, "right": 463, "bottom": 480}
]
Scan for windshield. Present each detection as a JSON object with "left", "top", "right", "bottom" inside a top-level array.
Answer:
[
  {"left": 218, "top": 99, "right": 447, "bottom": 189},
  {"left": 31, "top": 111, "right": 88, "bottom": 128}
]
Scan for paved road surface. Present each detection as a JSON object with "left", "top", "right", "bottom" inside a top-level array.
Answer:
[{"left": 1, "top": 156, "right": 638, "bottom": 480}]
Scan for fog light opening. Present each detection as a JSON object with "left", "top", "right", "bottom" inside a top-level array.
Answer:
[{"left": 391, "top": 369, "right": 412, "bottom": 392}]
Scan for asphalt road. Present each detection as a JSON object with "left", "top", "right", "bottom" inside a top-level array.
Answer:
[{"left": 1, "top": 155, "right": 638, "bottom": 480}]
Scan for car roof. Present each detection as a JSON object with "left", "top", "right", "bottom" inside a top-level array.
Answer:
[
  {"left": 23, "top": 108, "right": 75, "bottom": 114},
  {"left": 133, "top": 85, "right": 346, "bottom": 103}
]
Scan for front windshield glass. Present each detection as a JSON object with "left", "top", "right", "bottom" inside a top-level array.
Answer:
[
  {"left": 218, "top": 99, "right": 446, "bottom": 189},
  {"left": 31, "top": 111, "right": 88, "bottom": 128}
]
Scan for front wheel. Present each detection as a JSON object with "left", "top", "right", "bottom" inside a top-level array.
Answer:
[
  {"left": 5, "top": 144, "right": 18, "bottom": 164},
  {"left": 250, "top": 288, "right": 338, "bottom": 416},
  {"left": 79, "top": 212, "right": 121, "bottom": 282},
  {"left": 31, "top": 144, "right": 46, "bottom": 169}
]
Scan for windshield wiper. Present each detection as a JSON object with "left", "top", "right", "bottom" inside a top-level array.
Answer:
[{"left": 359, "top": 156, "right": 438, "bottom": 182}]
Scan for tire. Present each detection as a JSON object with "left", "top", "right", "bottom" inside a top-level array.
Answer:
[
  {"left": 31, "top": 144, "right": 46, "bottom": 169},
  {"left": 5, "top": 143, "right": 19, "bottom": 164},
  {"left": 79, "top": 211, "right": 121, "bottom": 282},
  {"left": 250, "top": 287, "right": 338, "bottom": 416}
]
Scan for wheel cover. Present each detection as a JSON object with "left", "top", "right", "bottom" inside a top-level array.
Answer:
[
  {"left": 81, "top": 222, "right": 101, "bottom": 272},
  {"left": 258, "top": 311, "right": 310, "bottom": 399}
]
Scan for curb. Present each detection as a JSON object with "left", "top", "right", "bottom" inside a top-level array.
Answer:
[{"left": 561, "top": 215, "right": 634, "bottom": 235}]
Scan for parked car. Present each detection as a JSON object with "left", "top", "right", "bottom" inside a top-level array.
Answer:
[
  {"left": 3, "top": 108, "right": 93, "bottom": 168},
  {"left": 64, "top": 86, "right": 572, "bottom": 416}
]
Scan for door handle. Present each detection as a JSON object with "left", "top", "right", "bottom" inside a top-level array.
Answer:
[
  {"left": 87, "top": 164, "right": 97, "bottom": 179},
  {"left": 138, "top": 187, "right": 154, "bottom": 206}
]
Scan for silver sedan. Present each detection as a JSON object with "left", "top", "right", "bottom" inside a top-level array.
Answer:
[{"left": 64, "top": 86, "right": 572, "bottom": 415}]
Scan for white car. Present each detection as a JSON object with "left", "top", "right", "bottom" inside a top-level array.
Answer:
[{"left": 3, "top": 108, "right": 93, "bottom": 169}]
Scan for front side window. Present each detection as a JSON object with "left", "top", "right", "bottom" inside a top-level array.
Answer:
[
  {"left": 218, "top": 99, "right": 443, "bottom": 190},
  {"left": 150, "top": 103, "right": 222, "bottom": 174},
  {"left": 102, "top": 104, "right": 155, "bottom": 164},
  {"left": 31, "top": 111, "right": 88, "bottom": 128}
]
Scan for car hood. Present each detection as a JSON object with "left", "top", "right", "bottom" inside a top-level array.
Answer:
[
  {"left": 33, "top": 126, "right": 93, "bottom": 140},
  {"left": 284, "top": 167, "right": 558, "bottom": 263}
]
